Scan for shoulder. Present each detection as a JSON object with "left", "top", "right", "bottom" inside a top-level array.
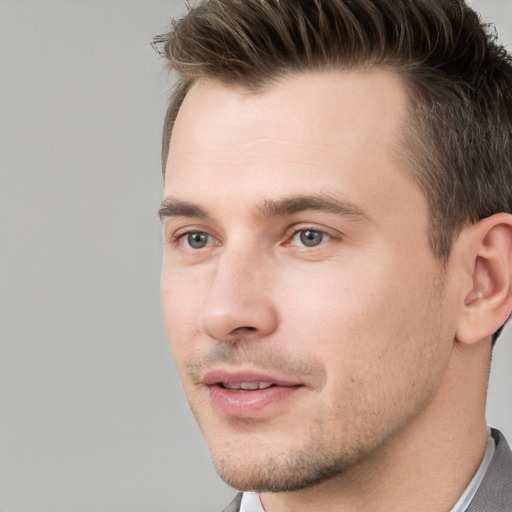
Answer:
[
  {"left": 467, "top": 429, "right": 512, "bottom": 511},
  {"left": 219, "top": 437, "right": 512, "bottom": 512}
]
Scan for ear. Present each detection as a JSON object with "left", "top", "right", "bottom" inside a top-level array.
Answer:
[{"left": 455, "top": 213, "right": 512, "bottom": 345}]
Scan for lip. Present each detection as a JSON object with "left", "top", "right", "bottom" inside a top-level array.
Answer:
[
  {"left": 202, "top": 369, "right": 301, "bottom": 388},
  {"left": 202, "top": 369, "right": 303, "bottom": 418}
]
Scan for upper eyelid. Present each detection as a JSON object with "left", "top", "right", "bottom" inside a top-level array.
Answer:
[
  {"left": 167, "top": 224, "right": 217, "bottom": 239},
  {"left": 285, "top": 223, "right": 340, "bottom": 238},
  {"left": 173, "top": 227, "right": 208, "bottom": 239}
]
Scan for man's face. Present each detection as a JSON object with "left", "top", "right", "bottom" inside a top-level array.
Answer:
[{"left": 161, "top": 71, "right": 455, "bottom": 491}]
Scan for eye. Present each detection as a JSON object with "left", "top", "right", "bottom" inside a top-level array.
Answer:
[
  {"left": 181, "top": 231, "right": 215, "bottom": 249},
  {"left": 290, "top": 229, "right": 331, "bottom": 248}
]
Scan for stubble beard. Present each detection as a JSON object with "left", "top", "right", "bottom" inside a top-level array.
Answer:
[
  {"left": 207, "top": 382, "right": 441, "bottom": 494},
  {"left": 197, "top": 369, "right": 445, "bottom": 492},
  {"left": 191, "top": 354, "right": 446, "bottom": 493},
  {"left": 210, "top": 429, "right": 372, "bottom": 492},
  {"left": 188, "top": 272, "right": 449, "bottom": 493}
]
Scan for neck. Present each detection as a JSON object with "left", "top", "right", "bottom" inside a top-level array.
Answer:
[{"left": 261, "top": 341, "right": 490, "bottom": 512}]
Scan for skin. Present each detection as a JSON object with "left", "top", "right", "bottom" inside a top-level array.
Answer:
[{"left": 160, "top": 71, "right": 492, "bottom": 511}]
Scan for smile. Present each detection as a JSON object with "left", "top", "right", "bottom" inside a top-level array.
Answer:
[{"left": 220, "top": 382, "right": 274, "bottom": 390}]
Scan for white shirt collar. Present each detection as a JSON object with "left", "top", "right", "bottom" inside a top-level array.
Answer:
[
  {"left": 448, "top": 428, "right": 496, "bottom": 512},
  {"left": 239, "top": 491, "right": 265, "bottom": 512}
]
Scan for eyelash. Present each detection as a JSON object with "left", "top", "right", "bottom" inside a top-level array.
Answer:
[{"left": 171, "top": 226, "right": 334, "bottom": 251}]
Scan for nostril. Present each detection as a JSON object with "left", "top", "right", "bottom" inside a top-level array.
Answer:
[{"left": 234, "top": 326, "right": 256, "bottom": 333}]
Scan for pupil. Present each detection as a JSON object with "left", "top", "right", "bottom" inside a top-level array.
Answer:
[
  {"left": 188, "top": 232, "right": 208, "bottom": 248},
  {"left": 300, "top": 230, "right": 322, "bottom": 247}
]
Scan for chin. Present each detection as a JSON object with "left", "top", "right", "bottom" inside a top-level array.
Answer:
[{"left": 209, "top": 437, "right": 360, "bottom": 493}]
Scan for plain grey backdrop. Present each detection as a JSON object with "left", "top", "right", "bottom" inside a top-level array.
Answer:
[{"left": 1, "top": 1, "right": 511, "bottom": 511}]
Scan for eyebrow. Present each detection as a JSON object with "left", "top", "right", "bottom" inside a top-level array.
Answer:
[
  {"left": 159, "top": 197, "right": 211, "bottom": 221},
  {"left": 256, "top": 194, "right": 369, "bottom": 219},
  {"left": 158, "top": 194, "right": 369, "bottom": 222}
]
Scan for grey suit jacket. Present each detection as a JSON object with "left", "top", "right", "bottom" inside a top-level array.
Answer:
[
  {"left": 467, "top": 429, "right": 512, "bottom": 511},
  {"left": 221, "top": 429, "right": 512, "bottom": 512}
]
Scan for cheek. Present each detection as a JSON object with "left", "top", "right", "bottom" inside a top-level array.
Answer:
[
  {"left": 282, "top": 254, "right": 446, "bottom": 376},
  {"left": 280, "top": 260, "right": 388, "bottom": 345},
  {"left": 161, "top": 269, "right": 202, "bottom": 363}
]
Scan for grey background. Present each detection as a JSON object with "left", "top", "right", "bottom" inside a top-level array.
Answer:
[{"left": 0, "top": 1, "right": 511, "bottom": 511}]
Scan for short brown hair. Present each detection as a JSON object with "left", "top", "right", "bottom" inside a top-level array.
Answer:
[{"left": 153, "top": 0, "right": 512, "bottom": 264}]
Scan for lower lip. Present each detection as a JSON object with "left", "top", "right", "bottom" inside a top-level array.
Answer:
[{"left": 208, "top": 385, "right": 301, "bottom": 418}]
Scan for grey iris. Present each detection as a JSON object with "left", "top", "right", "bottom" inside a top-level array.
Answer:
[
  {"left": 300, "top": 230, "right": 323, "bottom": 247},
  {"left": 188, "top": 232, "right": 209, "bottom": 249}
]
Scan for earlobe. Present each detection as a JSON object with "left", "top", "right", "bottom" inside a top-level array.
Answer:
[{"left": 456, "top": 213, "right": 512, "bottom": 345}]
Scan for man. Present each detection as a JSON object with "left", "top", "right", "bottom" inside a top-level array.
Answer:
[{"left": 154, "top": 0, "right": 512, "bottom": 510}]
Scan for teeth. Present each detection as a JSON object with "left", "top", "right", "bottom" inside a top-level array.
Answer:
[{"left": 222, "top": 382, "right": 273, "bottom": 390}]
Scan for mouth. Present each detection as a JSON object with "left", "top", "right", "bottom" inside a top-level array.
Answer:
[{"left": 202, "top": 370, "right": 303, "bottom": 418}]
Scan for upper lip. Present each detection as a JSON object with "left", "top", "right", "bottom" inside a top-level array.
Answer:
[{"left": 201, "top": 369, "right": 303, "bottom": 388}]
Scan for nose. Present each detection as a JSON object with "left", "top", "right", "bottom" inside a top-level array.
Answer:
[{"left": 197, "top": 249, "right": 279, "bottom": 343}]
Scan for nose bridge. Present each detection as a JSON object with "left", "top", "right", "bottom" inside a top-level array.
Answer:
[{"left": 197, "top": 243, "right": 278, "bottom": 341}]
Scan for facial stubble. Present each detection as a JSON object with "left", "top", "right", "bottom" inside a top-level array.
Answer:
[{"left": 185, "top": 274, "right": 451, "bottom": 493}]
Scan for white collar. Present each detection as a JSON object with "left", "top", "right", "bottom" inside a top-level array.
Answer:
[{"left": 448, "top": 429, "right": 496, "bottom": 512}]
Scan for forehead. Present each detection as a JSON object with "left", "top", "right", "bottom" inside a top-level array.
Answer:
[
  {"left": 169, "top": 70, "right": 408, "bottom": 151},
  {"left": 164, "top": 70, "right": 418, "bottom": 218}
]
